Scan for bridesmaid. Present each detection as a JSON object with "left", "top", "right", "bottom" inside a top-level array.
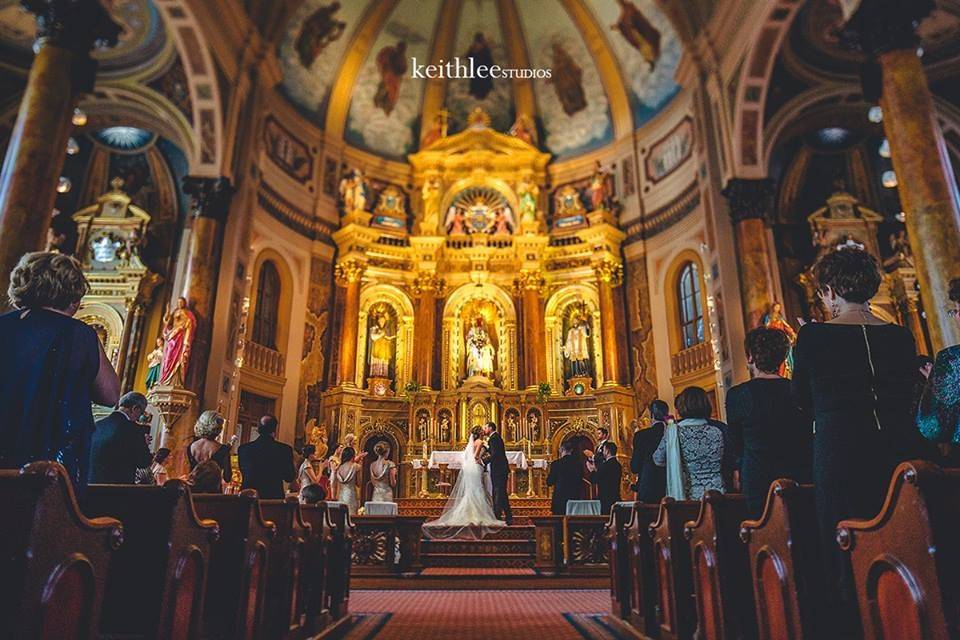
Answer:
[
  {"left": 369, "top": 442, "right": 397, "bottom": 502},
  {"left": 333, "top": 447, "right": 361, "bottom": 515}
]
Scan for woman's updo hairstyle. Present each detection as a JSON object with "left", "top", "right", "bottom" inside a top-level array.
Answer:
[{"left": 812, "top": 247, "right": 881, "bottom": 304}]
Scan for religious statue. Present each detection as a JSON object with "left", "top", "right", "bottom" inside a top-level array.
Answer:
[
  {"left": 548, "top": 42, "right": 586, "bottom": 116},
  {"left": 306, "top": 419, "right": 329, "bottom": 460},
  {"left": 339, "top": 168, "right": 368, "bottom": 213},
  {"left": 447, "top": 206, "right": 466, "bottom": 234},
  {"left": 517, "top": 175, "right": 539, "bottom": 224},
  {"left": 509, "top": 114, "right": 536, "bottom": 146},
  {"left": 562, "top": 312, "right": 592, "bottom": 377},
  {"left": 762, "top": 302, "right": 797, "bottom": 377},
  {"left": 493, "top": 207, "right": 512, "bottom": 235},
  {"left": 889, "top": 230, "right": 914, "bottom": 266},
  {"left": 144, "top": 337, "right": 163, "bottom": 389},
  {"left": 439, "top": 414, "right": 451, "bottom": 442},
  {"left": 160, "top": 296, "right": 197, "bottom": 386},
  {"left": 368, "top": 309, "right": 396, "bottom": 379},
  {"left": 422, "top": 110, "right": 448, "bottom": 147},
  {"left": 374, "top": 41, "right": 407, "bottom": 115},
  {"left": 421, "top": 176, "right": 442, "bottom": 231},
  {"left": 417, "top": 414, "right": 428, "bottom": 441},
  {"left": 465, "top": 32, "right": 494, "bottom": 99},
  {"left": 465, "top": 317, "right": 496, "bottom": 379},
  {"left": 588, "top": 161, "right": 613, "bottom": 211},
  {"left": 528, "top": 413, "right": 540, "bottom": 441},
  {"left": 612, "top": 0, "right": 661, "bottom": 69},
  {"left": 506, "top": 413, "right": 519, "bottom": 441},
  {"left": 295, "top": 1, "right": 346, "bottom": 67}
]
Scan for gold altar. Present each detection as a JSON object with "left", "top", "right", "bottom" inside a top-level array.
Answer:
[{"left": 319, "top": 111, "right": 636, "bottom": 499}]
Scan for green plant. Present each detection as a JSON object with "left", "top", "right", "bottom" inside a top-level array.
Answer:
[
  {"left": 400, "top": 380, "right": 420, "bottom": 403},
  {"left": 535, "top": 382, "right": 552, "bottom": 404}
]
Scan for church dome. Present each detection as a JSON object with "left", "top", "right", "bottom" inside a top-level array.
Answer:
[{"left": 277, "top": 0, "right": 683, "bottom": 160}]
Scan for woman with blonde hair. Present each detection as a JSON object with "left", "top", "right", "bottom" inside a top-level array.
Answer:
[
  {"left": 0, "top": 252, "right": 120, "bottom": 486},
  {"left": 369, "top": 441, "right": 397, "bottom": 502},
  {"left": 188, "top": 410, "right": 232, "bottom": 482}
]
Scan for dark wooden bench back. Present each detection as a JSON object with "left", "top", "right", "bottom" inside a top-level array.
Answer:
[
  {"left": 683, "top": 491, "right": 756, "bottom": 640},
  {"left": 323, "top": 502, "right": 354, "bottom": 620},
  {"left": 300, "top": 502, "right": 334, "bottom": 634},
  {"left": 192, "top": 491, "right": 276, "bottom": 640},
  {"left": 649, "top": 498, "right": 700, "bottom": 640},
  {"left": 626, "top": 503, "right": 661, "bottom": 637},
  {"left": 260, "top": 498, "right": 312, "bottom": 639},
  {"left": 837, "top": 461, "right": 960, "bottom": 640},
  {"left": 607, "top": 503, "right": 635, "bottom": 619},
  {"left": 83, "top": 481, "right": 219, "bottom": 640},
  {"left": 739, "top": 480, "right": 826, "bottom": 640},
  {"left": 0, "top": 462, "right": 123, "bottom": 640}
]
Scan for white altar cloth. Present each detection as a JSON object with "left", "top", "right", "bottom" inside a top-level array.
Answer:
[{"left": 426, "top": 450, "right": 530, "bottom": 470}]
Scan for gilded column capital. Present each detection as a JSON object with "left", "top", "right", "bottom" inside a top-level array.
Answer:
[
  {"left": 24, "top": 0, "right": 121, "bottom": 54},
  {"left": 334, "top": 259, "right": 366, "bottom": 285},
  {"left": 411, "top": 271, "right": 446, "bottom": 298},
  {"left": 514, "top": 269, "right": 546, "bottom": 295},
  {"left": 593, "top": 260, "right": 623, "bottom": 287}
]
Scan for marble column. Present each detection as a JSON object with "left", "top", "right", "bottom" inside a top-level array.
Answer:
[
  {"left": 595, "top": 260, "right": 624, "bottom": 386},
  {"left": 334, "top": 259, "right": 365, "bottom": 387},
  {"left": 843, "top": 1, "right": 960, "bottom": 350},
  {"left": 0, "top": 0, "right": 119, "bottom": 308},
  {"left": 518, "top": 270, "right": 547, "bottom": 388},
  {"left": 179, "top": 177, "right": 233, "bottom": 395},
  {"left": 722, "top": 178, "right": 778, "bottom": 330},
  {"left": 411, "top": 272, "right": 443, "bottom": 389}
]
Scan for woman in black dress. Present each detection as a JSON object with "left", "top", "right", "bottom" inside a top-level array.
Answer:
[
  {"left": 726, "top": 327, "right": 811, "bottom": 517},
  {"left": 187, "top": 410, "right": 232, "bottom": 482},
  {"left": 791, "top": 248, "right": 927, "bottom": 634},
  {"left": 0, "top": 252, "right": 120, "bottom": 487}
]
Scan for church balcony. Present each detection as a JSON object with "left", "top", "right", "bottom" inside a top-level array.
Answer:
[
  {"left": 670, "top": 342, "right": 713, "bottom": 380},
  {"left": 242, "top": 341, "right": 286, "bottom": 378}
]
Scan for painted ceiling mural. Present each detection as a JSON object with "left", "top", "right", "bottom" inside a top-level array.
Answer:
[
  {"left": 445, "top": 0, "right": 514, "bottom": 135},
  {"left": 584, "top": 0, "right": 681, "bottom": 126},
  {"left": 278, "top": 0, "right": 374, "bottom": 118},
  {"left": 344, "top": 0, "right": 442, "bottom": 159},
  {"left": 516, "top": 0, "right": 613, "bottom": 157}
]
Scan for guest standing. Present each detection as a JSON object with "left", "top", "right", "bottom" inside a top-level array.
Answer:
[
  {"left": 188, "top": 410, "right": 232, "bottom": 482},
  {"left": 589, "top": 442, "right": 622, "bottom": 514},
  {"left": 333, "top": 447, "right": 361, "bottom": 515},
  {"left": 0, "top": 252, "right": 120, "bottom": 486},
  {"left": 369, "top": 442, "right": 397, "bottom": 502},
  {"left": 726, "top": 327, "right": 812, "bottom": 517},
  {"left": 297, "top": 445, "right": 321, "bottom": 496},
  {"left": 88, "top": 392, "right": 154, "bottom": 484},
  {"left": 792, "top": 247, "right": 927, "bottom": 632},
  {"left": 188, "top": 460, "right": 223, "bottom": 494},
  {"left": 593, "top": 427, "right": 610, "bottom": 465},
  {"left": 630, "top": 401, "right": 668, "bottom": 503},
  {"left": 237, "top": 415, "right": 295, "bottom": 499},
  {"left": 547, "top": 441, "right": 582, "bottom": 515},
  {"left": 918, "top": 277, "right": 960, "bottom": 451},
  {"left": 653, "top": 387, "right": 725, "bottom": 500}
]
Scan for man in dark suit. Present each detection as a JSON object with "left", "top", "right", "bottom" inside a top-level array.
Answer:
[
  {"left": 237, "top": 415, "right": 295, "bottom": 499},
  {"left": 482, "top": 421, "right": 512, "bottom": 525},
  {"left": 593, "top": 427, "right": 610, "bottom": 466},
  {"left": 631, "top": 400, "right": 668, "bottom": 503},
  {"left": 546, "top": 441, "right": 582, "bottom": 515},
  {"left": 589, "top": 442, "right": 622, "bottom": 515},
  {"left": 89, "top": 392, "right": 154, "bottom": 484}
]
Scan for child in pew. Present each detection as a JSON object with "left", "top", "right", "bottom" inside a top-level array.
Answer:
[
  {"left": 299, "top": 483, "right": 326, "bottom": 505},
  {"left": 186, "top": 459, "right": 224, "bottom": 494}
]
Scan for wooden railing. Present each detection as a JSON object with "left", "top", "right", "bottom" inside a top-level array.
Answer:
[
  {"left": 670, "top": 341, "right": 713, "bottom": 379},
  {"left": 243, "top": 341, "right": 286, "bottom": 378}
]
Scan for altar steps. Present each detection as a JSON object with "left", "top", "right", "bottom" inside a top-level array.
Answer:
[{"left": 420, "top": 525, "right": 536, "bottom": 568}]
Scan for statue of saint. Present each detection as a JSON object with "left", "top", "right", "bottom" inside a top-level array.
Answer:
[
  {"left": 439, "top": 415, "right": 451, "bottom": 442},
  {"left": 509, "top": 114, "right": 536, "bottom": 146},
  {"left": 144, "top": 337, "right": 163, "bottom": 389},
  {"left": 417, "top": 414, "right": 428, "bottom": 441},
  {"left": 368, "top": 310, "right": 396, "bottom": 378},
  {"left": 339, "top": 168, "right": 368, "bottom": 213},
  {"left": 306, "top": 419, "right": 329, "bottom": 460},
  {"left": 421, "top": 176, "right": 442, "bottom": 230},
  {"left": 160, "top": 297, "right": 197, "bottom": 386},
  {"left": 588, "top": 161, "right": 613, "bottom": 211},
  {"left": 517, "top": 176, "right": 539, "bottom": 224},
  {"left": 562, "top": 312, "right": 592, "bottom": 378},
  {"left": 761, "top": 302, "right": 797, "bottom": 377},
  {"left": 506, "top": 413, "right": 518, "bottom": 441},
  {"left": 446, "top": 206, "right": 466, "bottom": 234},
  {"left": 465, "top": 317, "right": 496, "bottom": 379},
  {"left": 493, "top": 207, "right": 512, "bottom": 235}
]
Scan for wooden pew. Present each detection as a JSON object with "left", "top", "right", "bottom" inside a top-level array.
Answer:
[
  {"left": 351, "top": 515, "right": 427, "bottom": 576},
  {"left": 83, "top": 481, "right": 219, "bottom": 640},
  {"left": 532, "top": 516, "right": 564, "bottom": 575},
  {"left": 323, "top": 502, "right": 355, "bottom": 620},
  {"left": 607, "top": 503, "right": 635, "bottom": 619},
  {"left": 739, "top": 480, "right": 826, "bottom": 640},
  {"left": 563, "top": 515, "right": 610, "bottom": 575},
  {"left": 300, "top": 502, "right": 334, "bottom": 635},
  {"left": 626, "top": 503, "right": 661, "bottom": 638},
  {"left": 649, "top": 498, "right": 700, "bottom": 640},
  {"left": 0, "top": 461, "right": 123, "bottom": 640},
  {"left": 192, "top": 491, "right": 276, "bottom": 640},
  {"left": 836, "top": 461, "right": 960, "bottom": 640},
  {"left": 260, "top": 498, "right": 311, "bottom": 640},
  {"left": 683, "top": 491, "right": 756, "bottom": 640}
]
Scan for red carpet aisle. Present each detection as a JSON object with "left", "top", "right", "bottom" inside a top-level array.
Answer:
[{"left": 344, "top": 589, "right": 627, "bottom": 639}]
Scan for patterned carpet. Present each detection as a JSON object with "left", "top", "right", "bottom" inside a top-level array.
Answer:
[{"left": 343, "top": 590, "right": 624, "bottom": 639}]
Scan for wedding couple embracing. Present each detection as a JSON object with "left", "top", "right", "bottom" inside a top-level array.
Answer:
[{"left": 423, "top": 421, "right": 513, "bottom": 540}]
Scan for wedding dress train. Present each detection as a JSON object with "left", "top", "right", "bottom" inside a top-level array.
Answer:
[{"left": 422, "top": 435, "right": 505, "bottom": 540}]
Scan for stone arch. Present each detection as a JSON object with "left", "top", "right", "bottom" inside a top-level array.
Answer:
[
  {"left": 76, "top": 302, "right": 125, "bottom": 365},
  {"left": 441, "top": 282, "right": 519, "bottom": 390},
  {"left": 356, "top": 283, "right": 415, "bottom": 390},
  {"left": 544, "top": 283, "right": 604, "bottom": 392},
  {"left": 548, "top": 415, "right": 599, "bottom": 458}
]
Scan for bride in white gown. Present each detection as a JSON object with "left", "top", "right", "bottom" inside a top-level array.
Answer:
[{"left": 422, "top": 428, "right": 505, "bottom": 540}]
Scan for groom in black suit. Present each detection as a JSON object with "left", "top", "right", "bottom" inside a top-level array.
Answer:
[{"left": 483, "top": 421, "right": 513, "bottom": 525}]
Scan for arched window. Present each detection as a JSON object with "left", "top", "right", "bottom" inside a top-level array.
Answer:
[
  {"left": 677, "top": 262, "right": 704, "bottom": 349},
  {"left": 252, "top": 260, "right": 281, "bottom": 349}
]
